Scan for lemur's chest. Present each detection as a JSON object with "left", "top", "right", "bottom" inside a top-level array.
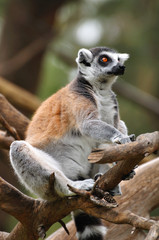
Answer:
[{"left": 94, "top": 89, "right": 118, "bottom": 126}]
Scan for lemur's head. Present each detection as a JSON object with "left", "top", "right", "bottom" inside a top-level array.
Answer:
[{"left": 76, "top": 47, "right": 129, "bottom": 84}]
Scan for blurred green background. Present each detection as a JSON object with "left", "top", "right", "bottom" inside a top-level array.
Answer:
[{"left": 0, "top": 0, "right": 158, "bottom": 236}]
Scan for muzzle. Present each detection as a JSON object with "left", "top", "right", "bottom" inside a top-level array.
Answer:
[{"left": 108, "top": 64, "right": 125, "bottom": 76}]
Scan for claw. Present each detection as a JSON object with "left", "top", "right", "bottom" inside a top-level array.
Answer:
[{"left": 37, "top": 225, "right": 46, "bottom": 240}]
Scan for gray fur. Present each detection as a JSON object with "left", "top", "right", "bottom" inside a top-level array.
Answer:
[{"left": 10, "top": 47, "right": 130, "bottom": 198}]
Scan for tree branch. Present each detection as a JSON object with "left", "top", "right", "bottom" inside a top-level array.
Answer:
[
  {"left": 0, "top": 95, "right": 159, "bottom": 239},
  {"left": 0, "top": 165, "right": 159, "bottom": 240},
  {"left": 88, "top": 131, "right": 159, "bottom": 164},
  {"left": 0, "top": 94, "right": 29, "bottom": 139},
  {"left": 47, "top": 157, "right": 159, "bottom": 240},
  {"left": 145, "top": 224, "right": 159, "bottom": 240},
  {"left": 0, "top": 130, "right": 14, "bottom": 150},
  {"left": 0, "top": 114, "right": 21, "bottom": 140},
  {"left": 0, "top": 78, "right": 41, "bottom": 114}
]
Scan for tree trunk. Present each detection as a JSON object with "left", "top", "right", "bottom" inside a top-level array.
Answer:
[{"left": 0, "top": 0, "right": 70, "bottom": 94}]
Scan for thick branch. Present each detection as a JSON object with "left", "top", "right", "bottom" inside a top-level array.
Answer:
[
  {"left": 0, "top": 175, "right": 157, "bottom": 240},
  {"left": 90, "top": 131, "right": 159, "bottom": 192},
  {"left": 145, "top": 224, "right": 159, "bottom": 240},
  {"left": 0, "top": 177, "right": 35, "bottom": 223},
  {"left": 0, "top": 94, "right": 29, "bottom": 139},
  {"left": 1, "top": 158, "right": 159, "bottom": 240},
  {"left": 0, "top": 114, "right": 21, "bottom": 140},
  {"left": 0, "top": 78, "right": 41, "bottom": 114},
  {"left": 0, "top": 131, "right": 14, "bottom": 149},
  {"left": 88, "top": 131, "right": 159, "bottom": 164}
]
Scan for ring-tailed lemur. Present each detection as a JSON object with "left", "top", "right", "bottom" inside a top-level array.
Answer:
[{"left": 10, "top": 46, "right": 134, "bottom": 240}]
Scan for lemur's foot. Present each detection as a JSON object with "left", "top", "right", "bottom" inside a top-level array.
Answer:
[
  {"left": 71, "top": 178, "right": 95, "bottom": 192},
  {"left": 112, "top": 135, "right": 131, "bottom": 144},
  {"left": 122, "top": 169, "right": 136, "bottom": 181}
]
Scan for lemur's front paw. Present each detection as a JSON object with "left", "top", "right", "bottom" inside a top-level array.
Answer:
[
  {"left": 112, "top": 135, "right": 131, "bottom": 144},
  {"left": 112, "top": 133, "right": 136, "bottom": 144}
]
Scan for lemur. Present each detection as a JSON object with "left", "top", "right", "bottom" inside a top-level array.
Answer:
[{"left": 10, "top": 46, "right": 134, "bottom": 240}]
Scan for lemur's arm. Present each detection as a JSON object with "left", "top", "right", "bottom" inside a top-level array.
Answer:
[{"left": 79, "top": 118, "right": 131, "bottom": 144}]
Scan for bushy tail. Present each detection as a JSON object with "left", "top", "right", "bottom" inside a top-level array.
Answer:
[{"left": 73, "top": 211, "right": 107, "bottom": 240}]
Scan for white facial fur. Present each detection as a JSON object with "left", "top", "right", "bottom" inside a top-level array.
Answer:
[{"left": 76, "top": 48, "right": 129, "bottom": 84}]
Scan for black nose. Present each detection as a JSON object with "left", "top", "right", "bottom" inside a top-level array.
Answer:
[{"left": 109, "top": 64, "right": 126, "bottom": 76}]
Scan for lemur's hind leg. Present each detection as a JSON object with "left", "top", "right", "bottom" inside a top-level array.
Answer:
[{"left": 10, "top": 141, "right": 94, "bottom": 198}]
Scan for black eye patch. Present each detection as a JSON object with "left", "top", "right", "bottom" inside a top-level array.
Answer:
[
  {"left": 98, "top": 55, "right": 112, "bottom": 66},
  {"left": 79, "top": 59, "right": 91, "bottom": 67}
]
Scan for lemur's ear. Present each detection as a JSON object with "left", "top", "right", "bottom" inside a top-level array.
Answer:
[
  {"left": 76, "top": 48, "right": 93, "bottom": 66},
  {"left": 118, "top": 53, "right": 129, "bottom": 64}
]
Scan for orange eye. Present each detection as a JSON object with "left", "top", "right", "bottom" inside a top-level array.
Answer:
[{"left": 102, "top": 57, "right": 108, "bottom": 62}]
